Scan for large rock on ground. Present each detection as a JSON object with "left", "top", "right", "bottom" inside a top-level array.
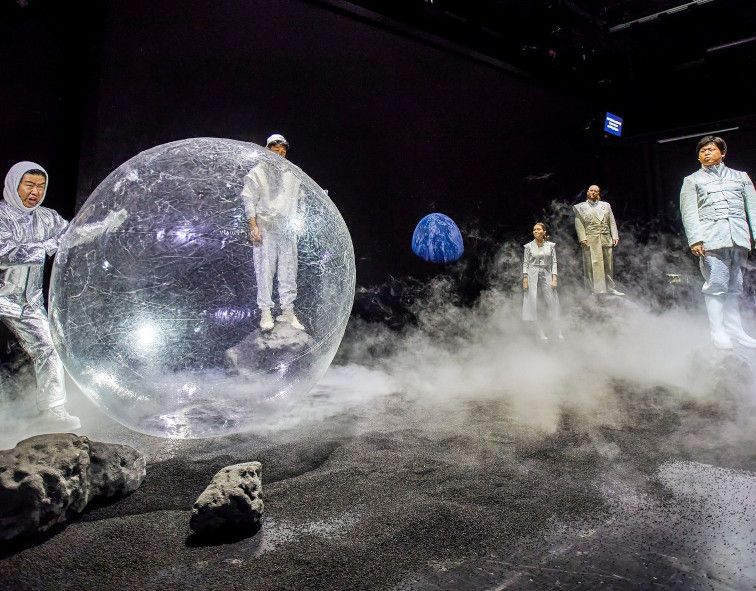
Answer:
[
  {"left": 225, "top": 323, "right": 315, "bottom": 376},
  {"left": 190, "top": 462, "right": 263, "bottom": 537},
  {"left": 88, "top": 440, "right": 146, "bottom": 499},
  {"left": 0, "top": 433, "right": 146, "bottom": 542}
]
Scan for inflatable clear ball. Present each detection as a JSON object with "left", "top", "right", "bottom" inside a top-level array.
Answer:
[{"left": 49, "top": 138, "right": 355, "bottom": 438}]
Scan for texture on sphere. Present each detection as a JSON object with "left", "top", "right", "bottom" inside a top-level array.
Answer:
[
  {"left": 49, "top": 138, "right": 355, "bottom": 438},
  {"left": 411, "top": 213, "right": 464, "bottom": 263}
]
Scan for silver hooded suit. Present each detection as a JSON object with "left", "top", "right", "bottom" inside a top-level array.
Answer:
[{"left": 1, "top": 161, "right": 68, "bottom": 410}]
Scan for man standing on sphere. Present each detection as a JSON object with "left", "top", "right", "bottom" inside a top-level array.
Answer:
[
  {"left": 0, "top": 161, "right": 80, "bottom": 430},
  {"left": 574, "top": 184, "right": 623, "bottom": 295},
  {"left": 680, "top": 135, "right": 756, "bottom": 350},
  {"left": 242, "top": 134, "right": 304, "bottom": 331}
]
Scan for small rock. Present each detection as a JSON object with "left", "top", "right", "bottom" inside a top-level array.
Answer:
[
  {"left": 0, "top": 433, "right": 146, "bottom": 542},
  {"left": 190, "top": 462, "right": 263, "bottom": 537}
]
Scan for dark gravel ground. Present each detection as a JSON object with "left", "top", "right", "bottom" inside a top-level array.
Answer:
[{"left": 1, "top": 363, "right": 755, "bottom": 591}]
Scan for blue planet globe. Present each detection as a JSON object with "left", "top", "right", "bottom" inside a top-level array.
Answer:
[{"left": 411, "top": 213, "right": 464, "bottom": 263}]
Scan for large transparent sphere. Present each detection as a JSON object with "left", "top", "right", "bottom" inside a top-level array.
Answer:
[{"left": 49, "top": 138, "right": 355, "bottom": 438}]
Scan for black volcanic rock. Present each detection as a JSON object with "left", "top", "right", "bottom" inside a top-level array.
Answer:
[{"left": 0, "top": 433, "right": 145, "bottom": 542}]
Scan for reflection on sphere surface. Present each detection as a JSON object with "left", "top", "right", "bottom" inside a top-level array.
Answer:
[{"left": 50, "top": 138, "right": 355, "bottom": 438}]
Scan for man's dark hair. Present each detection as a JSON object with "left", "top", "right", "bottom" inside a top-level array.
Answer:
[
  {"left": 696, "top": 135, "right": 727, "bottom": 155},
  {"left": 23, "top": 168, "right": 47, "bottom": 179}
]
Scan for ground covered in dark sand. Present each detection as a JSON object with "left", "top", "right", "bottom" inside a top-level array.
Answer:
[
  {"left": 2, "top": 368, "right": 755, "bottom": 591},
  {"left": 3, "top": 287, "right": 756, "bottom": 590}
]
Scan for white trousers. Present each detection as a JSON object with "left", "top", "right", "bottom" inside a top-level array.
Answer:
[
  {"left": 253, "top": 230, "right": 298, "bottom": 311},
  {"left": 700, "top": 247, "right": 747, "bottom": 296},
  {"left": 2, "top": 307, "right": 66, "bottom": 410},
  {"left": 581, "top": 236, "right": 615, "bottom": 294},
  {"left": 522, "top": 269, "right": 560, "bottom": 323}
]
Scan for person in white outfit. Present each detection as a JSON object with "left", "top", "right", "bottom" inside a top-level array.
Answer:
[
  {"left": 574, "top": 185, "right": 623, "bottom": 296},
  {"left": 522, "top": 222, "right": 563, "bottom": 341},
  {"left": 0, "top": 161, "right": 80, "bottom": 430},
  {"left": 242, "top": 134, "right": 304, "bottom": 331},
  {"left": 679, "top": 135, "right": 756, "bottom": 350}
]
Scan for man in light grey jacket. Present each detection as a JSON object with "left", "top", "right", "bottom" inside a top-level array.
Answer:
[
  {"left": 680, "top": 135, "right": 756, "bottom": 350},
  {"left": 1, "top": 161, "right": 80, "bottom": 429}
]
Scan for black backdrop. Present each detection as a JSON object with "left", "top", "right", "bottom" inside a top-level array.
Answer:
[
  {"left": 1, "top": 0, "right": 755, "bottom": 286},
  {"left": 72, "top": 0, "right": 601, "bottom": 284}
]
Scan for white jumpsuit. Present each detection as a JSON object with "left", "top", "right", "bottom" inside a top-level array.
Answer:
[
  {"left": 1, "top": 162, "right": 68, "bottom": 410},
  {"left": 241, "top": 159, "right": 302, "bottom": 312}
]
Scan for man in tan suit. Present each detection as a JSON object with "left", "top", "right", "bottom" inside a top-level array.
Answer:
[{"left": 574, "top": 185, "right": 623, "bottom": 295}]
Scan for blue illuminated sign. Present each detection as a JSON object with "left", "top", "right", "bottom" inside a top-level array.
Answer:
[{"left": 604, "top": 112, "right": 623, "bottom": 137}]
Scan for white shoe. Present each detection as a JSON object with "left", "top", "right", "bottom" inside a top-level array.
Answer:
[
  {"left": 37, "top": 405, "right": 81, "bottom": 431},
  {"left": 724, "top": 297, "right": 756, "bottom": 348},
  {"left": 259, "top": 309, "right": 274, "bottom": 331},
  {"left": 609, "top": 289, "right": 625, "bottom": 296},
  {"left": 704, "top": 295, "right": 734, "bottom": 350},
  {"left": 276, "top": 309, "right": 304, "bottom": 330},
  {"left": 712, "top": 332, "right": 734, "bottom": 350}
]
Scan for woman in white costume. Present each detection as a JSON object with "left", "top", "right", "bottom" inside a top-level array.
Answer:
[{"left": 522, "top": 222, "right": 562, "bottom": 341}]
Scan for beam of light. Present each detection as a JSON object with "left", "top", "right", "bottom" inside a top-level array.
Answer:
[
  {"left": 610, "top": 0, "right": 717, "bottom": 32},
  {"left": 657, "top": 127, "right": 739, "bottom": 144}
]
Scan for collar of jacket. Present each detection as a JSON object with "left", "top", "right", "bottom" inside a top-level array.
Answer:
[{"left": 702, "top": 162, "right": 727, "bottom": 177}]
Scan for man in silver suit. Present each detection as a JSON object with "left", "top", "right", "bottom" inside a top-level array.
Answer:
[
  {"left": 574, "top": 185, "right": 623, "bottom": 296},
  {"left": 1, "top": 161, "right": 80, "bottom": 429},
  {"left": 680, "top": 135, "right": 756, "bottom": 350}
]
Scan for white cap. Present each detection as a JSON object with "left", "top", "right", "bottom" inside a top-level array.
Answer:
[{"left": 266, "top": 133, "right": 289, "bottom": 148}]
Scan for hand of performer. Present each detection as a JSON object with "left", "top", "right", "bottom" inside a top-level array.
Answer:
[
  {"left": 42, "top": 237, "right": 59, "bottom": 256},
  {"left": 580, "top": 240, "right": 587, "bottom": 247},
  {"left": 522, "top": 276, "right": 529, "bottom": 291},
  {"left": 551, "top": 276, "right": 557, "bottom": 289},
  {"left": 249, "top": 221, "right": 262, "bottom": 244},
  {"left": 690, "top": 242, "right": 705, "bottom": 257},
  {"left": 612, "top": 238, "right": 619, "bottom": 247}
]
